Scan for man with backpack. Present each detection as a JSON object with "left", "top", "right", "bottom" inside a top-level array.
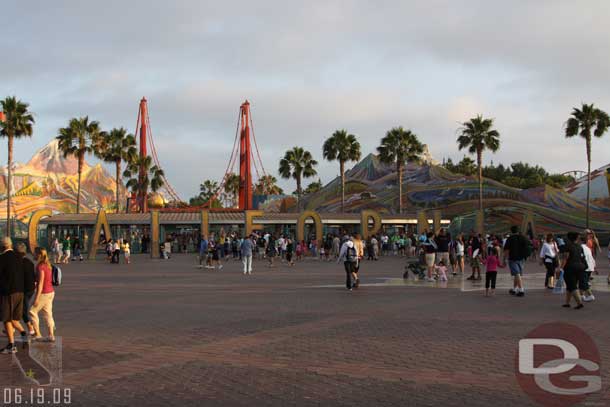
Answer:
[
  {"left": 503, "top": 225, "right": 530, "bottom": 297},
  {"left": 338, "top": 239, "right": 358, "bottom": 291}
]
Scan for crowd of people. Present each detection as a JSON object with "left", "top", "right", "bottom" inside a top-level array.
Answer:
[{"left": 0, "top": 238, "right": 57, "bottom": 354}]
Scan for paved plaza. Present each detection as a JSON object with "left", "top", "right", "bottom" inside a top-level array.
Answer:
[{"left": 1, "top": 252, "right": 610, "bottom": 406}]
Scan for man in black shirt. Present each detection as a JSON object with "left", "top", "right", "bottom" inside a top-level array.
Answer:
[
  {"left": 0, "top": 237, "right": 27, "bottom": 354},
  {"left": 503, "top": 226, "right": 529, "bottom": 297},
  {"left": 435, "top": 228, "right": 451, "bottom": 266}
]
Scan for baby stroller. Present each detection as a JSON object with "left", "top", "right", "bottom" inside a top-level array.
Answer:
[{"left": 404, "top": 257, "right": 426, "bottom": 280}]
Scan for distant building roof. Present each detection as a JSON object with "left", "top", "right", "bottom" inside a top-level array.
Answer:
[{"left": 39, "top": 211, "right": 448, "bottom": 226}]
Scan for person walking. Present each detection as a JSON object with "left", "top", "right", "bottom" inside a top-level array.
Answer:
[
  {"left": 435, "top": 228, "right": 451, "bottom": 267},
  {"left": 540, "top": 233, "right": 559, "bottom": 289},
  {"left": 62, "top": 235, "right": 71, "bottom": 264},
  {"left": 266, "top": 235, "right": 278, "bottom": 268},
  {"left": 0, "top": 238, "right": 27, "bottom": 354},
  {"left": 17, "top": 243, "right": 36, "bottom": 336},
  {"left": 198, "top": 236, "right": 209, "bottom": 269},
  {"left": 503, "top": 226, "right": 529, "bottom": 297},
  {"left": 455, "top": 234, "right": 465, "bottom": 275},
  {"left": 29, "top": 248, "right": 56, "bottom": 341},
  {"left": 241, "top": 235, "right": 254, "bottom": 275},
  {"left": 580, "top": 236, "right": 596, "bottom": 302},
  {"left": 352, "top": 234, "right": 364, "bottom": 288},
  {"left": 123, "top": 240, "right": 131, "bottom": 264},
  {"left": 484, "top": 247, "right": 503, "bottom": 297},
  {"left": 561, "top": 232, "right": 586, "bottom": 309},
  {"left": 72, "top": 236, "right": 83, "bottom": 261},
  {"left": 422, "top": 232, "right": 437, "bottom": 282},
  {"left": 286, "top": 237, "right": 295, "bottom": 266},
  {"left": 338, "top": 239, "right": 358, "bottom": 291}
]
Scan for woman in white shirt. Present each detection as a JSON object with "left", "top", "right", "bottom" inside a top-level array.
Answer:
[
  {"left": 539, "top": 233, "right": 559, "bottom": 289},
  {"left": 455, "top": 234, "right": 465, "bottom": 275}
]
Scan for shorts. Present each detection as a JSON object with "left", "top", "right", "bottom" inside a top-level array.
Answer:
[
  {"left": 425, "top": 253, "right": 436, "bottom": 267},
  {"left": 509, "top": 260, "right": 524, "bottom": 276},
  {"left": 564, "top": 270, "right": 581, "bottom": 292},
  {"left": 437, "top": 252, "right": 450, "bottom": 266},
  {"left": 470, "top": 257, "right": 480, "bottom": 268},
  {"left": 1, "top": 292, "right": 24, "bottom": 323}
]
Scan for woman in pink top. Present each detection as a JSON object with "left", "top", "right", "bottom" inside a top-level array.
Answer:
[{"left": 29, "top": 248, "right": 56, "bottom": 342}]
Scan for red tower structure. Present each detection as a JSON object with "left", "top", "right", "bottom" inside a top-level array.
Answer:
[
  {"left": 238, "top": 100, "right": 253, "bottom": 210},
  {"left": 137, "top": 98, "right": 149, "bottom": 212}
]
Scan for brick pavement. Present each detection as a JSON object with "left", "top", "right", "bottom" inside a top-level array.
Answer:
[{"left": 1, "top": 252, "right": 609, "bottom": 406}]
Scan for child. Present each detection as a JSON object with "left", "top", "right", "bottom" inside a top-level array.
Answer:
[
  {"left": 435, "top": 260, "right": 448, "bottom": 282},
  {"left": 484, "top": 247, "right": 503, "bottom": 296},
  {"left": 123, "top": 241, "right": 131, "bottom": 264},
  {"left": 296, "top": 241, "right": 303, "bottom": 261}
]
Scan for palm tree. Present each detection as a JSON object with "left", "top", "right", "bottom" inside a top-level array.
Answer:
[
  {"left": 0, "top": 97, "right": 34, "bottom": 237},
  {"left": 322, "top": 130, "right": 361, "bottom": 212},
  {"left": 457, "top": 115, "right": 500, "bottom": 214},
  {"left": 56, "top": 116, "right": 102, "bottom": 213},
  {"left": 377, "top": 127, "right": 424, "bottom": 214},
  {"left": 94, "top": 128, "right": 137, "bottom": 213},
  {"left": 224, "top": 173, "right": 241, "bottom": 207},
  {"left": 254, "top": 175, "right": 284, "bottom": 195},
  {"left": 565, "top": 103, "right": 610, "bottom": 228},
  {"left": 278, "top": 146, "right": 318, "bottom": 209},
  {"left": 304, "top": 179, "right": 323, "bottom": 195},
  {"left": 123, "top": 155, "right": 165, "bottom": 212}
]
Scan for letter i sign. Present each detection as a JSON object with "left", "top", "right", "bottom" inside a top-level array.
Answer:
[{"left": 515, "top": 322, "right": 601, "bottom": 407}]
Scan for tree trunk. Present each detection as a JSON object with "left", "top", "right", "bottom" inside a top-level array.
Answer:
[
  {"left": 586, "top": 136, "right": 591, "bottom": 229},
  {"left": 296, "top": 174, "right": 302, "bottom": 211},
  {"left": 6, "top": 135, "right": 13, "bottom": 238},
  {"left": 116, "top": 160, "right": 121, "bottom": 213},
  {"left": 477, "top": 148, "right": 483, "bottom": 218},
  {"left": 340, "top": 160, "right": 345, "bottom": 212},
  {"left": 397, "top": 161, "right": 403, "bottom": 214},
  {"left": 76, "top": 153, "right": 83, "bottom": 214}
]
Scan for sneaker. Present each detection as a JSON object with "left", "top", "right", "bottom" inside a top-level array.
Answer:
[
  {"left": 218, "top": 265, "right": 223, "bottom": 270},
  {"left": 589, "top": 294, "right": 595, "bottom": 301},
  {"left": 0, "top": 345, "right": 17, "bottom": 354},
  {"left": 516, "top": 291, "right": 525, "bottom": 297},
  {"left": 509, "top": 289, "right": 516, "bottom": 295},
  {"left": 426, "top": 278, "right": 436, "bottom": 282},
  {"left": 247, "top": 271, "right": 251, "bottom": 275},
  {"left": 582, "top": 295, "right": 592, "bottom": 302},
  {"left": 243, "top": 271, "right": 247, "bottom": 275},
  {"left": 575, "top": 304, "right": 584, "bottom": 310}
]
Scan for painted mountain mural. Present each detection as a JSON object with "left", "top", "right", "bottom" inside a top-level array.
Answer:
[
  {"left": 301, "top": 152, "right": 610, "bottom": 235},
  {"left": 0, "top": 140, "right": 121, "bottom": 221}
]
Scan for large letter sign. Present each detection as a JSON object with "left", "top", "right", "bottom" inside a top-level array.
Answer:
[
  {"left": 88, "top": 210, "right": 112, "bottom": 260},
  {"left": 297, "top": 211, "right": 323, "bottom": 249}
]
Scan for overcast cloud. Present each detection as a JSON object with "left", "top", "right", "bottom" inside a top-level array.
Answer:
[{"left": 1, "top": 0, "right": 610, "bottom": 198}]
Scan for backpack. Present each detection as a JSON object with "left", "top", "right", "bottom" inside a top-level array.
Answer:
[
  {"left": 346, "top": 246, "right": 357, "bottom": 263},
  {"left": 52, "top": 265, "right": 62, "bottom": 286}
]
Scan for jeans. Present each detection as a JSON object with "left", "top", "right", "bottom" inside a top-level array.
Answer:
[
  {"left": 344, "top": 262, "right": 355, "bottom": 288},
  {"left": 242, "top": 255, "right": 253, "bottom": 274},
  {"left": 23, "top": 291, "right": 34, "bottom": 324}
]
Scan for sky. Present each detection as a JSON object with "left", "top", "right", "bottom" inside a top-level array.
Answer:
[{"left": 1, "top": 0, "right": 610, "bottom": 199}]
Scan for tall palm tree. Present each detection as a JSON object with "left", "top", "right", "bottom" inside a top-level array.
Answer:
[
  {"left": 457, "top": 115, "right": 500, "bottom": 215},
  {"left": 94, "top": 128, "right": 137, "bottom": 213},
  {"left": 56, "top": 116, "right": 102, "bottom": 213},
  {"left": 0, "top": 97, "right": 34, "bottom": 237},
  {"left": 377, "top": 127, "right": 424, "bottom": 214},
  {"left": 123, "top": 155, "right": 165, "bottom": 213},
  {"left": 278, "top": 146, "right": 318, "bottom": 209},
  {"left": 254, "top": 175, "right": 283, "bottom": 195},
  {"left": 224, "top": 173, "right": 241, "bottom": 207},
  {"left": 322, "top": 130, "right": 361, "bottom": 212},
  {"left": 565, "top": 103, "right": 610, "bottom": 228}
]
